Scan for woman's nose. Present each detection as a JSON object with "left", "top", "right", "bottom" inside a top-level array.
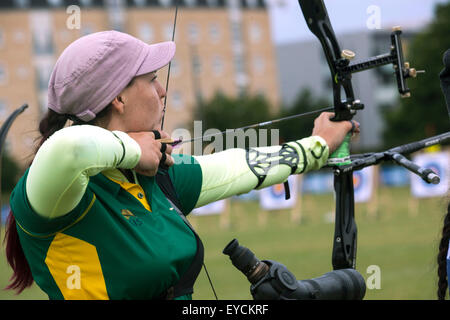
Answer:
[{"left": 156, "top": 80, "right": 166, "bottom": 99}]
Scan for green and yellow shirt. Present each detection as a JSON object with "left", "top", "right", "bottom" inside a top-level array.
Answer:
[{"left": 11, "top": 155, "right": 202, "bottom": 300}]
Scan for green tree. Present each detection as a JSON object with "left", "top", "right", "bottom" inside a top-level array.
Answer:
[
  {"left": 277, "top": 89, "right": 330, "bottom": 144},
  {"left": 1, "top": 151, "right": 20, "bottom": 195},
  {"left": 382, "top": 2, "right": 450, "bottom": 148},
  {"left": 191, "top": 91, "right": 275, "bottom": 151}
]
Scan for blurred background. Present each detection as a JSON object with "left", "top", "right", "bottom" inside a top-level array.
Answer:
[{"left": 0, "top": 0, "right": 449, "bottom": 300}]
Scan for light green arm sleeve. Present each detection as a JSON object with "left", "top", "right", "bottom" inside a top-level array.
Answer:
[
  {"left": 26, "top": 125, "right": 141, "bottom": 219},
  {"left": 193, "top": 136, "right": 329, "bottom": 207}
]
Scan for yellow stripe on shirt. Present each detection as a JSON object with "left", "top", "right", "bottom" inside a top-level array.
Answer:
[{"left": 45, "top": 232, "right": 109, "bottom": 300}]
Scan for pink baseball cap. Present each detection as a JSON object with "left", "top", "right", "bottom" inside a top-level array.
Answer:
[{"left": 48, "top": 30, "right": 176, "bottom": 122}]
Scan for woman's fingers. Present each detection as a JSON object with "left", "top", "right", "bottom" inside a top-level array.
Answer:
[
  {"left": 312, "top": 112, "right": 361, "bottom": 153},
  {"left": 127, "top": 131, "right": 175, "bottom": 176}
]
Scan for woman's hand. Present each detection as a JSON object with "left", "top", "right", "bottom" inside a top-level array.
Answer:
[
  {"left": 127, "top": 130, "right": 174, "bottom": 176},
  {"left": 312, "top": 112, "right": 360, "bottom": 153}
]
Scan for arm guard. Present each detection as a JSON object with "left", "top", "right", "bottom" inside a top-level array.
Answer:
[
  {"left": 248, "top": 142, "right": 305, "bottom": 189},
  {"left": 194, "top": 136, "right": 329, "bottom": 207}
]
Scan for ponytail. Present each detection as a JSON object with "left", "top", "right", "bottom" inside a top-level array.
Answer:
[
  {"left": 3, "top": 109, "right": 68, "bottom": 293},
  {"left": 437, "top": 202, "right": 450, "bottom": 300}
]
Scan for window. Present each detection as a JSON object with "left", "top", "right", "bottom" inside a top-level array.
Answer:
[
  {"left": 13, "top": 0, "right": 30, "bottom": 8},
  {"left": 212, "top": 55, "right": 224, "bottom": 76},
  {"left": 234, "top": 55, "right": 245, "bottom": 75},
  {"left": 249, "top": 22, "right": 262, "bottom": 43},
  {"left": 158, "top": 0, "right": 171, "bottom": 7},
  {"left": 171, "top": 91, "right": 183, "bottom": 110},
  {"left": 0, "top": 63, "right": 7, "bottom": 85},
  {"left": 206, "top": 0, "right": 219, "bottom": 6},
  {"left": 253, "top": 55, "right": 264, "bottom": 75},
  {"left": 163, "top": 23, "right": 175, "bottom": 41},
  {"left": 209, "top": 23, "right": 220, "bottom": 43},
  {"left": 170, "top": 58, "right": 181, "bottom": 77},
  {"left": 0, "top": 29, "right": 4, "bottom": 49},
  {"left": 36, "top": 64, "right": 52, "bottom": 90},
  {"left": 192, "top": 55, "right": 202, "bottom": 74},
  {"left": 133, "top": 0, "right": 146, "bottom": 6},
  {"left": 0, "top": 100, "right": 8, "bottom": 121},
  {"left": 138, "top": 23, "right": 154, "bottom": 43},
  {"left": 33, "top": 31, "right": 54, "bottom": 55},
  {"left": 47, "top": 0, "right": 62, "bottom": 6},
  {"left": 246, "top": 0, "right": 258, "bottom": 8},
  {"left": 231, "top": 22, "right": 242, "bottom": 43},
  {"left": 188, "top": 23, "right": 200, "bottom": 44}
]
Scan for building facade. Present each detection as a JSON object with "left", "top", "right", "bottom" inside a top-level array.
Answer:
[{"left": 0, "top": 0, "right": 280, "bottom": 167}]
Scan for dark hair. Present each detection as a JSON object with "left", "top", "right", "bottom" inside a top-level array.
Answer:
[
  {"left": 437, "top": 201, "right": 450, "bottom": 300},
  {"left": 3, "top": 104, "right": 114, "bottom": 293}
]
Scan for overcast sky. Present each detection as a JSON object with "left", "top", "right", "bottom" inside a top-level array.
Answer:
[{"left": 266, "top": 0, "right": 448, "bottom": 44}]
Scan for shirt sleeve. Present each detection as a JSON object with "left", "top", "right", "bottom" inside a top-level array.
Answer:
[
  {"left": 25, "top": 125, "right": 141, "bottom": 219},
  {"left": 193, "top": 136, "right": 329, "bottom": 208},
  {"left": 10, "top": 169, "right": 96, "bottom": 238}
]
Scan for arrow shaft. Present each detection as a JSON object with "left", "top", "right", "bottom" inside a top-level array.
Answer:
[{"left": 175, "top": 106, "right": 334, "bottom": 145}]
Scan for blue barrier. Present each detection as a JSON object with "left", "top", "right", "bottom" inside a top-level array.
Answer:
[
  {"left": 379, "top": 165, "right": 410, "bottom": 186},
  {"left": 1, "top": 204, "right": 10, "bottom": 225}
]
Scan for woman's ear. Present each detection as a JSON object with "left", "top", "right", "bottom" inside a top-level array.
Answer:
[{"left": 110, "top": 96, "right": 126, "bottom": 114}]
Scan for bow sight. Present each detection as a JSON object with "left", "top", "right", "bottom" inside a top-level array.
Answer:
[{"left": 298, "top": 0, "right": 422, "bottom": 120}]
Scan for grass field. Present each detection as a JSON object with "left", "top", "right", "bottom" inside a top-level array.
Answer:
[{"left": 0, "top": 186, "right": 448, "bottom": 300}]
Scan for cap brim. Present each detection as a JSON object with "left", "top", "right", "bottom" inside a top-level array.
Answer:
[{"left": 136, "top": 41, "right": 176, "bottom": 76}]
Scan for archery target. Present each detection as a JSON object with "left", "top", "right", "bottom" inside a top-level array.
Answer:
[
  {"left": 353, "top": 166, "right": 374, "bottom": 203},
  {"left": 259, "top": 175, "right": 297, "bottom": 211}
]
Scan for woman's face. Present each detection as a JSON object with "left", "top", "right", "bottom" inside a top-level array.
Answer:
[{"left": 114, "top": 71, "right": 166, "bottom": 132}]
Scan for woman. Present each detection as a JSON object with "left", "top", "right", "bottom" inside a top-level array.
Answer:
[
  {"left": 437, "top": 202, "right": 450, "bottom": 300},
  {"left": 4, "top": 31, "right": 357, "bottom": 300},
  {"left": 437, "top": 49, "right": 450, "bottom": 300}
]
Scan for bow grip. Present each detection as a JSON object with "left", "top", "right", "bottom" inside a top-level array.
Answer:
[
  {"left": 327, "top": 133, "right": 352, "bottom": 166},
  {"left": 327, "top": 113, "right": 353, "bottom": 166}
]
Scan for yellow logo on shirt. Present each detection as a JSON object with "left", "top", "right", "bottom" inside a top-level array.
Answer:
[
  {"left": 121, "top": 209, "right": 135, "bottom": 220},
  {"left": 121, "top": 209, "right": 143, "bottom": 226}
]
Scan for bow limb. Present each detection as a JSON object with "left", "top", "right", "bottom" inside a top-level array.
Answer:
[{"left": 0, "top": 104, "right": 28, "bottom": 227}]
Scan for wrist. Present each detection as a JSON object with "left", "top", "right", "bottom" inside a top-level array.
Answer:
[{"left": 111, "top": 130, "right": 142, "bottom": 168}]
